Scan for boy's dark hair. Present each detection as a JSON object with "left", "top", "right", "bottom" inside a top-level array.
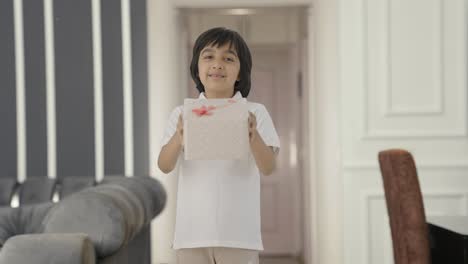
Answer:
[{"left": 190, "top": 27, "right": 252, "bottom": 97}]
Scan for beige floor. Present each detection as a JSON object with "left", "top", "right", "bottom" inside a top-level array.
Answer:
[{"left": 259, "top": 257, "right": 300, "bottom": 264}]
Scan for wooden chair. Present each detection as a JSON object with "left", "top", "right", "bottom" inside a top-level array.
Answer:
[{"left": 378, "top": 149, "right": 431, "bottom": 264}]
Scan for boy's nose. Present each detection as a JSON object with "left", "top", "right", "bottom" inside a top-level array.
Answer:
[{"left": 211, "top": 62, "right": 224, "bottom": 69}]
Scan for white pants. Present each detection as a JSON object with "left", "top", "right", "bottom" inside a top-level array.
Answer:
[{"left": 176, "top": 247, "right": 259, "bottom": 264}]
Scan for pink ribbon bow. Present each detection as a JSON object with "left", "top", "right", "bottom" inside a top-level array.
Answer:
[{"left": 192, "top": 105, "right": 217, "bottom": 116}]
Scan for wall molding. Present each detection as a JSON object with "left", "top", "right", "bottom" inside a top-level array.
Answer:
[
  {"left": 361, "top": 128, "right": 468, "bottom": 139},
  {"left": 383, "top": 0, "right": 444, "bottom": 116},
  {"left": 344, "top": 161, "right": 468, "bottom": 170},
  {"left": 362, "top": 190, "right": 468, "bottom": 264},
  {"left": 361, "top": 0, "right": 467, "bottom": 139}
]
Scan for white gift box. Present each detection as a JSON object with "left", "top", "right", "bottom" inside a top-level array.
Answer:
[{"left": 183, "top": 98, "right": 249, "bottom": 160}]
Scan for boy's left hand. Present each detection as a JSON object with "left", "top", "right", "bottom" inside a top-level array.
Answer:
[{"left": 248, "top": 111, "right": 257, "bottom": 142}]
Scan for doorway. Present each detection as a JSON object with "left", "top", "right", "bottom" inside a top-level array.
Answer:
[{"left": 180, "top": 7, "right": 307, "bottom": 263}]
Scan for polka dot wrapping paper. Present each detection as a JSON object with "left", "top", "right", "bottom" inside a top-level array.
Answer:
[{"left": 183, "top": 98, "right": 249, "bottom": 160}]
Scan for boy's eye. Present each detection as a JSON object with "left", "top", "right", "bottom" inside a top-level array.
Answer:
[
  {"left": 203, "top": 55, "right": 213, "bottom": 59},
  {"left": 225, "top": 57, "right": 235, "bottom": 62}
]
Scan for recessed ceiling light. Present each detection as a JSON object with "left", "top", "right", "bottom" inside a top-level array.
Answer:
[{"left": 225, "top": 8, "right": 256, "bottom": 16}]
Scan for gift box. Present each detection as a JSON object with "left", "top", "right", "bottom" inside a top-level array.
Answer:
[{"left": 183, "top": 98, "right": 249, "bottom": 160}]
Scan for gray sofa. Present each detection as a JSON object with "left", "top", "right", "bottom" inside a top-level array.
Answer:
[{"left": 0, "top": 176, "right": 166, "bottom": 264}]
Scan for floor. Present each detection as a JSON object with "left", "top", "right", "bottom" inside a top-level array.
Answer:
[{"left": 259, "top": 257, "right": 301, "bottom": 264}]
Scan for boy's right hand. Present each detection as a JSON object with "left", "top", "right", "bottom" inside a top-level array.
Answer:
[
  {"left": 158, "top": 113, "right": 184, "bottom": 173},
  {"left": 176, "top": 113, "right": 184, "bottom": 147}
]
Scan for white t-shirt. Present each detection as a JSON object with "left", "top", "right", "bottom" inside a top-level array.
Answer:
[{"left": 160, "top": 91, "right": 280, "bottom": 250}]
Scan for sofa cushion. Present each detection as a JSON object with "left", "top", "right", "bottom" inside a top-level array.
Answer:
[
  {"left": 0, "top": 207, "right": 15, "bottom": 247},
  {"left": 0, "top": 202, "right": 53, "bottom": 247},
  {"left": 59, "top": 177, "right": 95, "bottom": 198},
  {"left": 0, "top": 178, "right": 16, "bottom": 207},
  {"left": 19, "top": 178, "right": 56, "bottom": 205}
]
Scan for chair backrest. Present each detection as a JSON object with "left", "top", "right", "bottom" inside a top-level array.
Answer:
[{"left": 378, "top": 149, "right": 430, "bottom": 264}]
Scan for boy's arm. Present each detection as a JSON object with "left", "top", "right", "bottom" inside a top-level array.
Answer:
[
  {"left": 157, "top": 134, "right": 182, "bottom": 174},
  {"left": 158, "top": 114, "right": 183, "bottom": 174},
  {"left": 250, "top": 130, "right": 277, "bottom": 176},
  {"left": 249, "top": 112, "right": 277, "bottom": 176}
]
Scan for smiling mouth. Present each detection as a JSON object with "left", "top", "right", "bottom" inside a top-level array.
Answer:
[{"left": 208, "top": 74, "right": 225, "bottom": 78}]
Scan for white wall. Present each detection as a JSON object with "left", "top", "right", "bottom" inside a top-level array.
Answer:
[
  {"left": 147, "top": 0, "right": 183, "bottom": 262},
  {"left": 147, "top": 0, "right": 341, "bottom": 263}
]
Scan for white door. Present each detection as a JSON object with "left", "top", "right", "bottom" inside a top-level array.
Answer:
[
  {"left": 249, "top": 45, "right": 302, "bottom": 256},
  {"left": 340, "top": 1, "right": 468, "bottom": 263}
]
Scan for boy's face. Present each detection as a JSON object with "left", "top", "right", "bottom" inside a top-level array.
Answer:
[{"left": 197, "top": 43, "right": 240, "bottom": 97}]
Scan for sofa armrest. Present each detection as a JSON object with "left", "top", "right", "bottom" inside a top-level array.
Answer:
[
  {"left": 0, "top": 233, "right": 95, "bottom": 264},
  {"left": 42, "top": 176, "right": 166, "bottom": 258}
]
